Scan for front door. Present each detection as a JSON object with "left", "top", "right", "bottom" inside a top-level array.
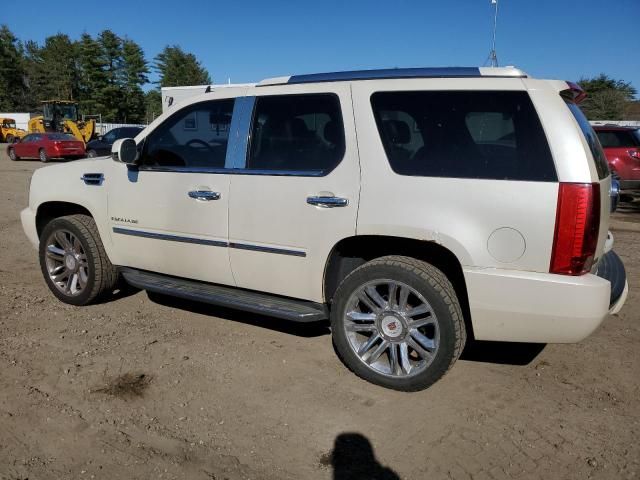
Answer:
[
  {"left": 108, "top": 95, "right": 239, "bottom": 286},
  {"left": 228, "top": 85, "right": 360, "bottom": 302}
]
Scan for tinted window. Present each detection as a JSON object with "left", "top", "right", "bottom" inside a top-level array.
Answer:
[
  {"left": 565, "top": 101, "right": 609, "bottom": 179},
  {"left": 47, "top": 133, "right": 76, "bottom": 141},
  {"left": 102, "top": 129, "right": 119, "bottom": 143},
  {"left": 247, "top": 94, "right": 345, "bottom": 174},
  {"left": 120, "top": 127, "right": 143, "bottom": 139},
  {"left": 141, "top": 99, "right": 234, "bottom": 169},
  {"left": 596, "top": 130, "right": 640, "bottom": 148},
  {"left": 370, "top": 91, "right": 556, "bottom": 181}
]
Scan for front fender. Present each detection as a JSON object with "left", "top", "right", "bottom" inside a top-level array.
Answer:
[{"left": 29, "top": 160, "right": 115, "bottom": 260}]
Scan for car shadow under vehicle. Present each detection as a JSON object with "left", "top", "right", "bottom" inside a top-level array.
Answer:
[
  {"left": 460, "top": 340, "right": 546, "bottom": 365},
  {"left": 146, "top": 291, "right": 331, "bottom": 338}
]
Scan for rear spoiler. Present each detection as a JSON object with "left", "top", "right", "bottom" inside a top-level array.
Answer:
[{"left": 561, "top": 81, "right": 587, "bottom": 104}]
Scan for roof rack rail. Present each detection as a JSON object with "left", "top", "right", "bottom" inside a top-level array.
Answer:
[{"left": 258, "top": 66, "right": 527, "bottom": 86}]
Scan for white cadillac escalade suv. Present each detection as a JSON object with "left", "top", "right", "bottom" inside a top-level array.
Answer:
[{"left": 21, "top": 67, "right": 628, "bottom": 391}]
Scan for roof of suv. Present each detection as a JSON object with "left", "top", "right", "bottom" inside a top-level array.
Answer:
[{"left": 258, "top": 66, "right": 528, "bottom": 86}]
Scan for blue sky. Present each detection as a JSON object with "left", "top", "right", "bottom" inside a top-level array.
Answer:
[{"left": 8, "top": 0, "right": 640, "bottom": 94}]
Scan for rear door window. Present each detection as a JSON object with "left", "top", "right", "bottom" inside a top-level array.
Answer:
[
  {"left": 370, "top": 91, "right": 556, "bottom": 181},
  {"left": 564, "top": 101, "right": 609, "bottom": 179},
  {"left": 246, "top": 94, "right": 345, "bottom": 175}
]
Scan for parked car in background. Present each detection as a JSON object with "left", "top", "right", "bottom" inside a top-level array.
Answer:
[
  {"left": 85, "top": 126, "right": 144, "bottom": 158},
  {"left": 593, "top": 125, "right": 640, "bottom": 193},
  {"left": 7, "top": 133, "right": 85, "bottom": 162}
]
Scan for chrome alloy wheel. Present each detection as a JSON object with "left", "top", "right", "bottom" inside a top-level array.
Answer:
[
  {"left": 343, "top": 279, "right": 440, "bottom": 378},
  {"left": 44, "top": 229, "right": 89, "bottom": 296}
]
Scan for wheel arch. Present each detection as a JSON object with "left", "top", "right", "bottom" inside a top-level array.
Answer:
[
  {"left": 323, "top": 235, "right": 474, "bottom": 339},
  {"left": 36, "top": 201, "right": 94, "bottom": 238}
]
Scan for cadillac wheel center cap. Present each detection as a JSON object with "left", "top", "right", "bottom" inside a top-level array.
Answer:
[
  {"left": 65, "top": 254, "right": 77, "bottom": 271},
  {"left": 381, "top": 315, "right": 403, "bottom": 338}
]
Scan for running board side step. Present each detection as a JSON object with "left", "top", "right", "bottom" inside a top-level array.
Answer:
[{"left": 120, "top": 268, "right": 328, "bottom": 323}]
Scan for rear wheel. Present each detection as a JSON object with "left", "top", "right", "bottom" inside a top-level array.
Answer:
[
  {"left": 39, "top": 215, "right": 118, "bottom": 306},
  {"left": 330, "top": 255, "right": 466, "bottom": 391},
  {"left": 87, "top": 149, "right": 97, "bottom": 158},
  {"left": 5, "top": 134, "right": 14, "bottom": 143},
  {"left": 8, "top": 148, "right": 18, "bottom": 161},
  {"left": 39, "top": 148, "right": 49, "bottom": 163}
]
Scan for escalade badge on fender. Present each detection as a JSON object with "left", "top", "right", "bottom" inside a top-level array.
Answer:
[{"left": 111, "top": 217, "right": 138, "bottom": 224}]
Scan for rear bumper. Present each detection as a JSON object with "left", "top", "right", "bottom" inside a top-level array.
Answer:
[
  {"left": 464, "top": 251, "right": 627, "bottom": 343},
  {"left": 620, "top": 179, "right": 640, "bottom": 191}
]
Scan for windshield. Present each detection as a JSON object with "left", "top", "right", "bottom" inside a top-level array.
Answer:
[
  {"left": 43, "top": 103, "right": 78, "bottom": 122},
  {"left": 3, "top": 120, "right": 16, "bottom": 128}
]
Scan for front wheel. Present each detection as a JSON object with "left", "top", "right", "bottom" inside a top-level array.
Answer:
[
  {"left": 39, "top": 214, "right": 118, "bottom": 306},
  {"left": 8, "top": 148, "right": 18, "bottom": 161},
  {"left": 331, "top": 256, "right": 466, "bottom": 391},
  {"left": 39, "top": 148, "right": 49, "bottom": 163},
  {"left": 5, "top": 134, "right": 14, "bottom": 143},
  {"left": 87, "top": 149, "right": 97, "bottom": 158}
]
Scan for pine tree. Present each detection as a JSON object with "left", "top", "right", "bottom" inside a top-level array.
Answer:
[
  {"left": 121, "top": 39, "right": 149, "bottom": 123},
  {"left": 76, "top": 33, "right": 108, "bottom": 117},
  {"left": 154, "top": 45, "right": 211, "bottom": 87},
  {"left": 98, "top": 30, "right": 124, "bottom": 121},
  {"left": 0, "top": 25, "right": 28, "bottom": 111}
]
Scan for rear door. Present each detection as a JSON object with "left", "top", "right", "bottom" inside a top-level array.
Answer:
[{"left": 227, "top": 85, "right": 360, "bottom": 302}]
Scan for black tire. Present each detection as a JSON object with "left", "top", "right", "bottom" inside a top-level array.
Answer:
[
  {"left": 39, "top": 214, "right": 118, "bottom": 306},
  {"left": 39, "top": 148, "right": 49, "bottom": 163},
  {"left": 87, "top": 149, "right": 97, "bottom": 158},
  {"left": 331, "top": 255, "right": 466, "bottom": 391},
  {"left": 6, "top": 134, "right": 14, "bottom": 143},
  {"left": 8, "top": 147, "right": 18, "bottom": 161}
]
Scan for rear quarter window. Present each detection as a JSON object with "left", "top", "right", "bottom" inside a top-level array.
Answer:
[
  {"left": 564, "top": 101, "right": 609, "bottom": 179},
  {"left": 370, "top": 90, "right": 556, "bottom": 181}
]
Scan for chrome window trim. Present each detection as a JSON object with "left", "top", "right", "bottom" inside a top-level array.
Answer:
[
  {"left": 225, "top": 96, "right": 255, "bottom": 169},
  {"left": 112, "top": 227, "right": 307, "bottom": 257},
  {"left": 133, "top": 166, "right": 325, "bottom": 177}
]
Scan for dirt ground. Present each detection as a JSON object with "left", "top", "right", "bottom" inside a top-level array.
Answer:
[{"left": 1, "top": 149, "right": 638, "bottom": 480}]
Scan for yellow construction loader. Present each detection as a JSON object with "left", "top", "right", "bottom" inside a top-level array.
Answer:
[
  {"left": 0, "top": 118, "right": 26, "bottom": 143},
  {"left": 28, "top": 100, "right": 96, "bottom": 144}
]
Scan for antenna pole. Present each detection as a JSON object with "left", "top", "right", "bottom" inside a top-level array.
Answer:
[{"left": 487, "top": 0, "right": 499, "bottom": 67}]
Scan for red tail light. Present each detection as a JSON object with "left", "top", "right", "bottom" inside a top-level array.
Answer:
[{"left": 550, "top": 183, "right": 600, "bottom": 275}]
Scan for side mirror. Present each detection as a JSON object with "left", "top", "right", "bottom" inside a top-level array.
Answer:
[{"left": 112, "top": 138, "right": 138, "bottom": 164}]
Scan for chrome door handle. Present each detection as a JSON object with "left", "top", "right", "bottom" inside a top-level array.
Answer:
[
  {"left": 188, "top": 190, "right": 221, "bottom": 201},
  {"left": 307, "top": 196, "right": 349, "bottom": 208}
]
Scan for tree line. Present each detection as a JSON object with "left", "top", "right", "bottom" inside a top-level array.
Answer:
[
  {"left": 0, "top": 25, "right": 211, "bottom": 124},
  {"left": 1, "top": 23, "right": 638, "bottom": 123}
]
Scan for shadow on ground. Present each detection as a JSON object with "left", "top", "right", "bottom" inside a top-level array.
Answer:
[
  {"left": 461, "top": 340, "right": 546, "bottom": 365},
  {"left": 146, "top": 292, "right": 546, "bottom": 363},
  {"left": 146, "top": 291, "right": 331, "bottom": 338},
  {"left": 321, "top": 433, "right": 400, "bottom": 480}
]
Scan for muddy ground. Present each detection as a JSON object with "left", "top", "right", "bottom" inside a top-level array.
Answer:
[{"left": 0, "top": 149, "right": 638, "bottom": 480}]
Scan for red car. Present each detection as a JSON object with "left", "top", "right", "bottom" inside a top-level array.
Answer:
[
  {"left": 7, "top": 132, "right": 86, "bottom": 163},
  {"left": 593, "top": 125, "right": 640, "bottom": 192}
]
